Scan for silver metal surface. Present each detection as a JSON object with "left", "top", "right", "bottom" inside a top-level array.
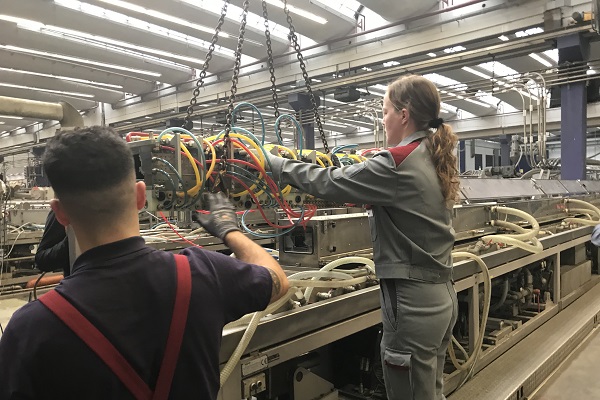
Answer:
[
  {"left": 279, "top": 213, "right": 372, "bottom": 268},
  {"left": 448, "top": 279, "right": 600, "bottom": 400},
  {"left": 460, "top": 179, "right": 541, "bottom": 200},
  {"left": 532, "top": 179, "right": 569, "bottom": 196}
]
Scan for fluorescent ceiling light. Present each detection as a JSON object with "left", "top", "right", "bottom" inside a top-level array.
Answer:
[
  {"left": 97, "top": 0, "right": 231, "bottom": 37},
  {"left": 0, "top": 122, "right": 5, "bottom": 125},
  {"left": 423, "top": 73, "right": 467, "bottom": 91},
  {"left": 588, "top": 69, "right": 597, "bottom": 75},
  {"left": 427, "top": 52, "right": 437, "bottom": 58},
  {"left": 0, "top": 82, "right": 95, "bottom": 98},
  {"left": 325, "top": 97, "right": 349, "bottom": 105},
  {"left": 0, "top": 45, "right": 161, "bottom": 77},
  {"left": 362, "top": 67, "right": 373, "bottom": 72},
  {"left": 440, "top": 102, "right": 458, "bottom": 113},
  {"left": 463, "top": 98, "right": 492, "bottom": 108},
  {"left": 372, "top": 84, "right": 388, "bottom": 91},
  {"left": 264, "top": 0, "right": 327, "bottom": 24},
  {"left": 478, "top": 61, "right": 519, "bottom": 77},
  {"left": 498, "top": 35, "right": 509, "bottom": 41},
  {"left": 0, "top": 115, "right": 24, "bottom": 120},
  {"left": 0, "top": 67, "right": 123, "bottom": 90},
  {"left": 1, "top": 16, "right": 204, "bottom": 71},
  {"left": 443, "top": 46, "right": 466, "bottom": 54},
  {"left": 325, "top": 121, "right": 347, "bottom": 128},
  {"left": 54, "top": 0, "right": 253, "bottom": 61},
  {"left": 383, "top": 61, "right": 400, "bottom": 67},
  {"left": 462, "top": 66, "right": 492, "bottom": 80},
  {"left": 544, "top": 49, "right": 559, "bottom": 63},
  {"left": 529, "top": 53, "right": 552, "bottom": 68},
  {"left": 515, "top": 27, "right": 544, "bottom": 38},
  {"left": 34, "top": 25, "right": 205, "bottom": 68},
  {"left": 180, "top": 0, "right": 313, "bottom": 45}
]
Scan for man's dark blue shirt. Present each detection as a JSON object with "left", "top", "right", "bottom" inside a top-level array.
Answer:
[{"left": 0, "top": 237, "right": 272, "bottom": 399}]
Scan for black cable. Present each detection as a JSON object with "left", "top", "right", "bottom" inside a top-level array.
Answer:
[{"left": 32, "top": 271, "right": 47, "bottom": 301}]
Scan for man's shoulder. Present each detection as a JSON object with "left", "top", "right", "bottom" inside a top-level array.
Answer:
[{"left": 2, "top": 300, "right": 52, "bottom": 337}]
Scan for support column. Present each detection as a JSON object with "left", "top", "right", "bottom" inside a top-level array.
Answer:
[
  {"left": 288, "top": 93, "right": 319, "bottom": 150},
  {"left": 499, "top": 135, "right": 511, "bottom": 166},
  {"left": 459, "top": 140, "right": 466, "bottom": 173},
  {"left": 559, "top": 33, "right": 589, "bottom": 180}
]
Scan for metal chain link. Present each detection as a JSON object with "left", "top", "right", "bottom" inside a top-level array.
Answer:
[
  {"left": 184, "top": 0, "right": 230, "bottom": 129},
  {"left": 262, "top": 0, "right": 282, "bottom": 143},
  {"left": 283, "top": 0, "right": 338, "bottom": 166},
  {"left": 224, "top": 0, "right": 250, "bottom": 141}
]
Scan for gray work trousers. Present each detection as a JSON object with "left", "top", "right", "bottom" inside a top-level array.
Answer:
[{"left": 379, "top": 278, "right": 458, "bottom": 400}]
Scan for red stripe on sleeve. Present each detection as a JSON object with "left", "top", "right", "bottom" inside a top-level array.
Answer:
[{"left": 388, "top": 140, "right": 422, "bottom": 167}]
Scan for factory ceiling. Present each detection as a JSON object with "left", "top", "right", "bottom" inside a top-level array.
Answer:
[{"left": 0, "top": 0, "right": 598, "bottom": 150}]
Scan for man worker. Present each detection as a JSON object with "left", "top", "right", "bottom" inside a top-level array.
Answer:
[
  {"left": 0, "top": 126, "right": 289, "bottom": 400},
  {"left": 35, "top": 209, "right": 70, "bottom": 277}
]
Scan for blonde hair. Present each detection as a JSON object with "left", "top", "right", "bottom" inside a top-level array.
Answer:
[{"left": 387, "top": 75, "right": 460, "bottom": 208}]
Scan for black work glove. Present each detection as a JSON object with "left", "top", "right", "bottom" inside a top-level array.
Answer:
[{"left": 193, "top": 192, "right": 241, "bottom": 240}]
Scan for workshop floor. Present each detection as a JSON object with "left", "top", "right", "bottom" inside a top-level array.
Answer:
[{"left": 534, "top": 328, "right": 600, "bottom": 399}]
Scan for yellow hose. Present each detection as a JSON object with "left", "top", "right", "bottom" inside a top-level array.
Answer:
[
  {"left": 178, "top": 143, "right": 202, "bottom": 197},
  {"left": 315, "top": 151, "right": 333, "bottom": 166}
]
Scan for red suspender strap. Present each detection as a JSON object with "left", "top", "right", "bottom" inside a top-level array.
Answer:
[
  {"left": 38, "top": 290, "right": 153, "bottom": 400},
  {"left": 152, "top": 254, "right": 192, "bottom": 400},
  {"left": 38, "top": 254, "right": 193, "bottom": 400}
]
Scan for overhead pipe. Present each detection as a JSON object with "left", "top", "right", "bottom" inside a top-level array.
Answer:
[{"left": 0, "top": 96, "right": 83, "bottom": 128}]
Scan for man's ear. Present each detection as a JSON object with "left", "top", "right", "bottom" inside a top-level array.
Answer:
[
  {"left": 135, "top": 181, "right": 147, "bottom": 211},
  {"left": 50, "top": 199, "right": 70, "bottom": 227}
]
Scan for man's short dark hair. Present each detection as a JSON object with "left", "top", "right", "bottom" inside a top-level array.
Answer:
[{"left": 43, "top": 126, "right": 134, "bottom": 197}]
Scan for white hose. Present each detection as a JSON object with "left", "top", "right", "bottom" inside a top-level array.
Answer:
[
  {"left": 288, "top": 271, "right": 355, "bottom": 281},
  {"left": 220, "top": 288, "right": 298, "bottom": 384},
  {"left": 448, "top": 252, "right": 491, "bottom": 385},
  {"left": 225, "top": 289, "right": 296, "bottom": 330},
  {"left": 564, "top": 217, "right": 600, "bottom": 226},
  {"left": 220, "top": 310, "right": 264, "bottom": 386},
  {"left": 484, "top": 235, "right": 543, "bottom": 253},
  {"left": 491, "top": 220, "right": 537, "bottom": 241},
  {"left": 567, "top": 208, "right": 596, "bottom": 219},
  {"left": 304, "top": 257, "right": 375, "bottom": 301},
  {"left": 220, "top": 256, "right": 376, "bottom": 387},
  {"left": 492, "top": 206, "right": 540, "bottom": 232},
  {"left": 484, "top": 207, "right": 542, "bottom": 254},
  {"left": 565, "top": 198, "right": 600, "bottom": 219},
  {"left": 289, "top": 276, "right": 368, "bottom": 288}
]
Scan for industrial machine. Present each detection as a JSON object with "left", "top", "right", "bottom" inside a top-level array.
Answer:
[
  {"left": 215, "top": 178, "right": 600, "bottom": 400},
  {"left": 1, "top": 95, "right": 600, "bottom": 400}
]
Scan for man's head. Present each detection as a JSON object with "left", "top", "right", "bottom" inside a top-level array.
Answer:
[{"left": 43, "top": 126, "right": 145, "bottom": 229}]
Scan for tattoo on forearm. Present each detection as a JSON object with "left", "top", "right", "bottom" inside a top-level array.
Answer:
[{"left": 268, "top": 269, "right": 281, "bottom": 298}]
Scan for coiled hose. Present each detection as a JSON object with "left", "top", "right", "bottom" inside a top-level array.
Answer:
[{"left": 219, "top": 257, "right": 376, "bottom": 386}]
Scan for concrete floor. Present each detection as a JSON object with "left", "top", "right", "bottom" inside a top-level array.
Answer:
[{"left": 534, "top": 328, "right": 600, "bottom": 399}]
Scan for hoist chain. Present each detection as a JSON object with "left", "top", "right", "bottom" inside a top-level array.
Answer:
[
  {"left": 224, "top": 0, "right": 250, "bottom": 141},
  {"left": 184, "top": 0, "right": 230, "bottom": 129},
  {"left": 262, "top": 0, "right": 282, "bottom": 143},
  {"left": 283, "top": 0, "right": 339, "bottom": 166}
]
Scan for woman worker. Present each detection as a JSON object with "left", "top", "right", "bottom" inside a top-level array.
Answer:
[{"left": 267, "top": 74, "right": 459, "bottom": 400}]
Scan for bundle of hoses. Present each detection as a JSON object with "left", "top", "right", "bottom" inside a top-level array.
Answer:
[
  {"left": 483, "top": 206, "right": 543, "bottom": 253},
  {"left": 219, "top": 256, "right": 376, "bottom": 386},
  {"left": 564, "top": 198, "right": 600, "bottom": 226},
  {"left": 449, "top": 206, "right": 544, "bottom": 390}
]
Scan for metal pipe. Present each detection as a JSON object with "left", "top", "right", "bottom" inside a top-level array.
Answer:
[
  {"left": 0, "top": 96, "right": 63, "bottom": 121},
  {"left": 0, "top": 96, "right": 83, "bottom": 128}
]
